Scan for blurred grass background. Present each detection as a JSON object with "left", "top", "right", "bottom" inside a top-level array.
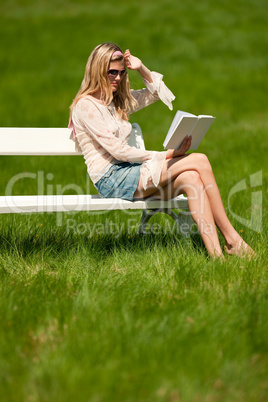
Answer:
[{"left": 0, "top": 0, "right": 267, "bottom": 401}]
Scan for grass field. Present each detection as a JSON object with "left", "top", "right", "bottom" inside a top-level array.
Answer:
[{"left": 0, "top": 0, "right": 267, "bottom": 401}]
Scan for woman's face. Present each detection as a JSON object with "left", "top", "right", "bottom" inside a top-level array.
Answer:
[{"left": 107, "top": 59, "right": 126, "bottom": 92}]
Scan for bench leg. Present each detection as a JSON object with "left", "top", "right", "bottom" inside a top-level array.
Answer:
[{"left": 139, "top": 208, "right": 196, "bottom": 238}]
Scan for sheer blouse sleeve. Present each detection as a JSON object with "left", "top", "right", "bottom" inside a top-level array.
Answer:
[{"left": 130, "top": 71, "right": 175, "bottom": 113}]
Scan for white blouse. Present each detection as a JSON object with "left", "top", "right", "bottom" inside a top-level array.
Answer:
[{"left": 70, "top": 71, "right": 175, "bottom": 191}]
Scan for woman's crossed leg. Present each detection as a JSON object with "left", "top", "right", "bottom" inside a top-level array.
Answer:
[{"left": 134, "top": 153, "right": 255, "bottom": 259}]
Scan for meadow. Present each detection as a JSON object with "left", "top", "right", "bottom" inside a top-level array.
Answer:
[{"left": 0, "top": 0, "right": 267, "bottom": 401}]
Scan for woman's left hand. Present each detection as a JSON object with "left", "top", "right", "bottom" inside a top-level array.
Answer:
[
  {"left": 166, "top": 136, "right": 192, "bottom": 159},
  {"left": 124, "top": 49, "right": 142, "bottom": 70}
]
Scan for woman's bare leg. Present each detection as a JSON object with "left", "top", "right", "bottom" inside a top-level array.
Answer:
[
  {"left": 171, "top": 171, "right": 224, "bottom": 257},
  {"left": 134, "top": 153, "right": 255, "bottom": 258},
  {"left": 136, "top": 169, "right": 223, "bottom": 257}
]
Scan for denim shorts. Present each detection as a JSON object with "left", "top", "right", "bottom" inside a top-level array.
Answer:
[{"left": 95, "top": 162, "right": 142, "bottom": 201}]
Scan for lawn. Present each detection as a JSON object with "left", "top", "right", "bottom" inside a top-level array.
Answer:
[{"left": 0, "top": 0, "right": 267, "bottom": 401}]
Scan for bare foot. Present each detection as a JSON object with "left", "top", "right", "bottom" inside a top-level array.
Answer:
[
  {"left": 210, "top": 251, "right": 226, "bottom": 261},
  {"left": 224, "top": 238, "right": 256, "bottom": 259}
]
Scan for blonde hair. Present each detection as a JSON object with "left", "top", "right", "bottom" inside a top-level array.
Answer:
[{"left": 70, "top": 42, "right": 137, "bottom": 120}]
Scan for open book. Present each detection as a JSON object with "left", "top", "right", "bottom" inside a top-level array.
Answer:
[{"left": 163, "top": 110, "right": 215, "bottom": 150}]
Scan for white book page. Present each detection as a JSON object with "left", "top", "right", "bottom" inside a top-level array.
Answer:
[{"left": 189, "top": 116, "right": 215, "bottom": 150}]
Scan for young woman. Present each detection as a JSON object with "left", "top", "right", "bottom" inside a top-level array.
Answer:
[{"left": 69, "top": 42, "right": 254, "bottom": 259}]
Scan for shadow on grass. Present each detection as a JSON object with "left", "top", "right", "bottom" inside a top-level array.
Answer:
[{"left": 0, "top": 223, "right": 207, "bottom": 261}]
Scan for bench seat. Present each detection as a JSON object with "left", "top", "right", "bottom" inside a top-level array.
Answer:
[{"left": 0, "top": 194, "right": 189, "bottom": 214}]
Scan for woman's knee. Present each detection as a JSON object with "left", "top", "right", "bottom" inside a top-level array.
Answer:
[
  {"left": 177, "top": 170, "right": 203, "bottom": 190},
  {"left": 191, "top": 153, "right": 212, "bottom": 173},
  {"left": 176, "top": 171, "right": 204, "bottom": 202}
]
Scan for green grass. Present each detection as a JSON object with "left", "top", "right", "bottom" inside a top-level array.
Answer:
[{"left": 0, "top": 0, "right": 268, "bottom": 401}]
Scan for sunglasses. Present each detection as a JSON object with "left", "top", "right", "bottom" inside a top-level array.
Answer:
[{"left": 107, "top": 69, "right": 127, "bottom": 77}]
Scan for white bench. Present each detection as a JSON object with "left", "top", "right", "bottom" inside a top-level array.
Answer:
[{"left": 0, "top": 124, "right": 194, "bottom": 236}]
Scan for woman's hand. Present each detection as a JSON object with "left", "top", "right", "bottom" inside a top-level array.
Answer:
[
  {"left": 124, "top": 49, "right": 153, "bottom": 83},
  {"left": 166, "top": 136, "right": 192, "bottom": 159},
  {"left": 124, "top": 49, "right": 142, "bottom": 70}
]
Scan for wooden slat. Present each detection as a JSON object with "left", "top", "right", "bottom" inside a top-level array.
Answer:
[{"left": 0, "top": 128, "right": 81, "bottom": 155}]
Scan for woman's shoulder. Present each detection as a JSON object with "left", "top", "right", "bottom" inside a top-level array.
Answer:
[
  {"left": 74, "top": 96, "right": 105, "bottom": 115},
  {"left": 76, "top": 95, "right": 101, "bottom": 107}
]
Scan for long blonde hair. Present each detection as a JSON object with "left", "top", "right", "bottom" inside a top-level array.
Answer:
[{"left": 70, "top": 42, "right": 137, "bottom": 120}]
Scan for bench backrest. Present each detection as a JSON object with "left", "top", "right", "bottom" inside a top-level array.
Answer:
[{"left": 0, "top": 123, "right": 145, "bottom": 155}]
